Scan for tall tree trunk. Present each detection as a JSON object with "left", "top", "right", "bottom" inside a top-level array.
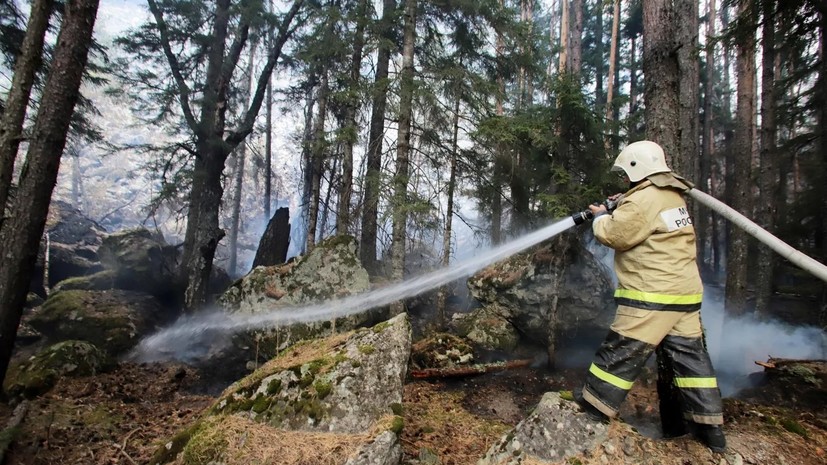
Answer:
[
  {"left": 558, "top": 0, "right": 569, "bottom": 74},
  {"left": 755, "top": 0, "right": 778, "bottom": 316},
  {"left": 264, "top": 64, "right": 273, "bottom": 220},
  {"left": 306, "top": 72, "right": 329, "bottom": 254},
  {"left": 569, "top": 0, "right": 584, "bottom": 76},
  {"left": 264, "top": 0, "right": 274, "bottom": 220},
  {"left": 629, "top": 35, "right": 638, "bottom": 120},
  {"left": 818, "top": 5, "right": 827, "bottom": 329},
  {"left": 605, "top": 0, "right": 620, "bottom": 149},
  {"left": 718, "top": 3, "right": 733, "bottom": 278},
  {"left": 595, "top": 0, "right": 605, "bottom": 106},
  {"left": 228, "top": 42, "right": 257, "bottom": 276},
  {"left": 337, "top": 0, "right": 368, "bottom": 235},
  {"left": 0, "top": 0, "right": 99, "bottom": 387},
  {"left": 725, "top": 0, "right": 755, "bottom": 316},
  {"left": 491, "top": 0, "right": 504, "bottom": 245},
  {"left": 642, "top": 0, "right": 680, "bottom": 163},
  {"left": 390, "top": 0, "right": 416, "bottom": 313},
  {"left": 359, "top": 0, "right": 396, "bottom": 273},
  {"left": 319, "top": 149, "right": 339, "bottom": 240},
  {"left": 0, "top": 0, "right": 53, "bottom": 222},
  {"left": 437, "top": 95, "right": 461, "bottom": 329},
  {"left": 676, "top": 0, "right": 699, "bottom": 182},
  {"left": 698, "top": 0, "right": 717, "bottom": 278}
]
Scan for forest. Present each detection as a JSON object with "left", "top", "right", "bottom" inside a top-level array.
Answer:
[{"left": 0, "top": 0, "right": 826, "bottom": 425}]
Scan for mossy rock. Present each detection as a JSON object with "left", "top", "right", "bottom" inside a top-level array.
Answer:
[
  {"left": 54, "top": 270, "right": 117, "bottom": 292},
  {"left": 4, "top": 340, "right": 112, "bottom": 398},
  {"left": 451, "top": 307, "right": 519, "bottom": 352},
  {"left": 411, "top": 333, "right": 475, "bottom": 369},
  {"left": 28, "top": 289, "right": 167, "bottom": 355}
]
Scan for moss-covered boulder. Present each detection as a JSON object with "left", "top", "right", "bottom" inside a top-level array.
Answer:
[
  {"left": 27, "top": 289, "right": 169, "bottom": 356},
  {"left": 53, "top": 270, "right": 117, "bottom": 292},
  {"left": 218, "top": 235, "right": 380, "bottom": 363},
  {"left": 410, "top": 333, "right": 475, "bottom": 370},
  {"left": 4, "top": 340, "right": 112, "bottom": 398},
  {"left": 96, "top": 228, "right": 181, "bottom": 301},
  {"left": 150, "top": 313, "right": 411, "bottom": 465},
  {"left": 450, "top": 305, "right": 520, "bottom": 352},
  {"left": 466, "top": 234, "right": 613, "bottom": 357}
]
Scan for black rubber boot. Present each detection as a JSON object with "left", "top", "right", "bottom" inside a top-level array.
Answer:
[
  {"left": 573, "top": 391, "right": 610, "bottom": 424},
  {"left": 694, "top": 424, "right": 726, "bottom": 453}
]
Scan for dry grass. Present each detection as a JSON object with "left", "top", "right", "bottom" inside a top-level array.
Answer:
[
  {"left": 402, "top": 383, "right": 511, "bottom": 465},
  {"left": 175, "top": 414, "right": 385, "bottom": 465}
]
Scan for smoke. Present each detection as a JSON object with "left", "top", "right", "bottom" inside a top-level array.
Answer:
[{"left": 700, "top": 287, "right": 826, "bottom": 397}]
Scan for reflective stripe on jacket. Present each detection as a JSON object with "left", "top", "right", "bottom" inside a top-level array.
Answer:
[{"left": 592, "top": 179, "right": 703, "bottom": 311}]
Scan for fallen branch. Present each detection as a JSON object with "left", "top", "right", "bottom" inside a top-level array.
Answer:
[{"left": 410, "top": 359, "right": 532, "bottom": 379}]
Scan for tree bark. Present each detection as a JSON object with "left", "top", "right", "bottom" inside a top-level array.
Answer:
[
  {"left": 558, "top": 0, "right": 568, "bottom": 74},
  {"left": 676, "top": 0, "right": 699, "bottom": 183},
  {"left": 605, "top": 0, "right": 620, "bottom": 149},
  {"left": 306, "top": 72, "right": 329, "bottom": 254},
  {"left": 228, "top": 41, "right": 257, "bottom": 276},
  {"left": 436, "top": 96, "right": 460, "bottom": 329},
  {"left": 569, "top": 0, "right": 584, "bottom": 76},
  {"left": 359, "top": 0, "right": 396, "bottom": 274},
  {"left": 698, "top": 0, "right": 717, "bottom": 278},
  {"left": 755, "top": 0, "right": 778, "bottom": 316},
  {"left": 337, "top": 0, "right": 368, "bottom": 236},
  {"left": 390, "top": 0, "right": 416, "bottom": 313},
  {"left": 643, "top": 0, "right": 680, "bottom": 164},
  {"left": 0, "top": 0, "right": 53, "bottom": 223},
  {"left": 0, "top": 0, "right": 99, "bottom": 387},
  {"left": 725, "top": 0, "right": 755, "bottom": 316}
]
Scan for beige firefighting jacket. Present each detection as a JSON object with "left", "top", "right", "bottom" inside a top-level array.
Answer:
[{"left": 592, "top": 176, "right": 703, "bottom": 311}]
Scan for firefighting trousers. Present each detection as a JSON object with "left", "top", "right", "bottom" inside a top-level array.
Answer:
[{"left": 582, "top": 305, "right": 723, "bottom": 425}]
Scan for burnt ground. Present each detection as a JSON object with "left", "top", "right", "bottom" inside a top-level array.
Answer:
[{"left": 0, "top": 356, "right": 825, "bottom": 465}]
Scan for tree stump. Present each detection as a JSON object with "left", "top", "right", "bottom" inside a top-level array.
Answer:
[{"left": 252, "top": 207, "right": 290, "bottom": 268}]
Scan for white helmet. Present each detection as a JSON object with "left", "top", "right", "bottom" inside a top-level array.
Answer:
[{"left": 612, "top": 140, "right": 671, "bottom": 182}]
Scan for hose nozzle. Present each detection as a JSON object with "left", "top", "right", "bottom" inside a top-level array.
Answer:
[{"left": 571, "top": 197, "right": 620, "bottom": 225}]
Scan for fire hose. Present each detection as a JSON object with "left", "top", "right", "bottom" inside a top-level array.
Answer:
[{"left": 570, "top": 187, "right": 827, "bottom": 284}]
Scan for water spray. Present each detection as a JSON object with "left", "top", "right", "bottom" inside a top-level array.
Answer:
[{"left": 133, "top": 216, "right": 584, "bottom": 361}]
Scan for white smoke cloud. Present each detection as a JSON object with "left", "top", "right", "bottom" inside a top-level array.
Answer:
[{"left": 701, "top": 287, "right": 826, "bottom": 397}]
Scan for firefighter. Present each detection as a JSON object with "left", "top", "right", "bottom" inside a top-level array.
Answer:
[{"left": 574, "top": 140, "right": 726, "bottom": 453}]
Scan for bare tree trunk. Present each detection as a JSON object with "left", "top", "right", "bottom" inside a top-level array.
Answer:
[
  {"left": 726, "top": 0, "right": 755, "bottom": 316},
  {"left": 306, "top": 72, "right": 329, "bottom": 254},
  {"left": 360, "top": 0, "right": 396, "bottom": 273},
  {"left": 437, "top": 96, "right": 460, "bottom": 329},
  {"left": 228, "top": 42, "right": 257, "bottom": 276},
  {"left": 605, "top": 0, "right": 620, "bottom": 149},
  {"left": 698, "top": 0, "right": 717, "bottom": 278},
  {"left": 755, "top": 0, "right": 778, "bottom": 316},
  {"left": 643, "top": 0, "right": 680, "bottom": 163},
  {"left": 595, "top": 0, "right": 605, "bottom": 106},
  {"left": 676, "top": 0, "right": 699, "bottom": 182},
  {"left": 337, "top": 0, "right": 368, "bottom": 235},
  {"left": 264, "top": 66, "right": 273, "bottom": 220},
  {"left": 0, "top": 0, "right": 99, "bottom": 387},
  {"left": 264, "top": 0, "right": 274, "bottom": 220},
  {"left": 569, "top": 0, "right": 584, "bottom": 76},
  {"left": 558, "top": 0, "right": 569, "bottom": 74},
  {"left": 491, "top": 0, "right": 504, "bottom": 245},
  {"left": 629, "top": 35, "right": 638, "bottom": 119},
  {"left": 390, "top": 0, "right": 416, "bottom": 313},
  {"left": 0, "top": 0, "right": 53, "bottom": 222}
]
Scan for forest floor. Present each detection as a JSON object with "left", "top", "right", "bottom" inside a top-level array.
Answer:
[{"left": 0, "top": 358, "right": 825, "bottom": 465}]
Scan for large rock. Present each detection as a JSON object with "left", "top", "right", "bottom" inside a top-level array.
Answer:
[
  {"left": 97, "top": 228, "right": 181, "bottom": 302},
  {"left": 149, "top": 314, "right": 411, "bottom": 465},
  {"left": 4, "top": 340, "right": 112, "bottom": 398},
  {"left": 27, "top": 289, "right": 170, "bottom": 356},
  {"left": 464, "top": 234, "right": 613, "bottom": 354},
  {"left": 218, "top": 235, "right": 381, "bottom": 363},
  {"left": 478, "top": 392, "right": 609, "bottom": 465}
]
